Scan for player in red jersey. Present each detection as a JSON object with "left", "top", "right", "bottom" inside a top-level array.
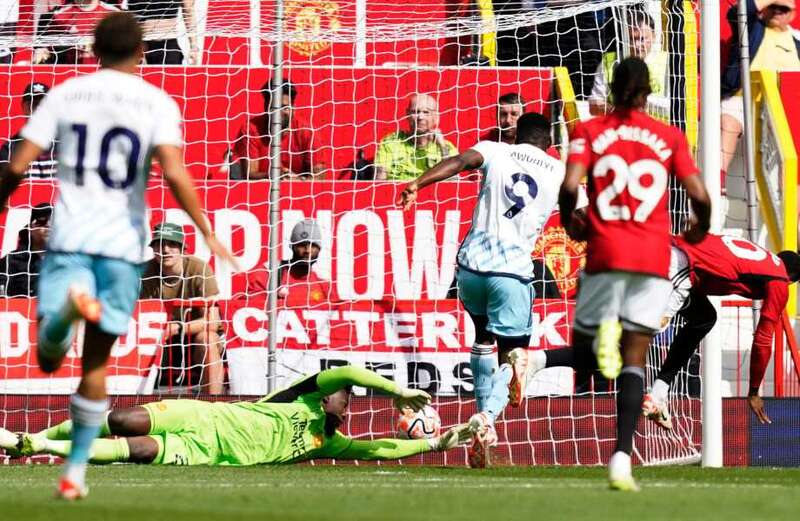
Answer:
[
  {"left": 642, "top": 235, "right": 800, "bottom": 428},
  {"left": 552, "top": 57, "right": 711, "bottom": 491}
]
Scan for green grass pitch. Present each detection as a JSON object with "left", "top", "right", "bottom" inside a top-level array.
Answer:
[{"left": 1, "top": 465, "right": 798, "bottom": 520}]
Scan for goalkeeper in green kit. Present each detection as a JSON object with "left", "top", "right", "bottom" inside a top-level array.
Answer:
[{"left": 0, "top": 366, "right": 470, "bottom": 465}]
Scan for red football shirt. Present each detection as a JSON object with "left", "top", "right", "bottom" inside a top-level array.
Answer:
[
  {"left": 674, "top": 234, "right": 790, "bottom": 388},
  {"left": 233, "top": 264, "right": 333, "bottom": 308},
  {"left": 232, "top": 115, "right": 317, "bottom": 177},
  {"left": 567, "top": 109, "right": 698, "bottom": 278},
  {"left": 46, "top": 3, "right": 119, "bottom": 65}
]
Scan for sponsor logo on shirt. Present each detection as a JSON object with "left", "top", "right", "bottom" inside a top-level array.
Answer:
[{"left": 289, "top": 411, "right": 310, "bottom": 458}]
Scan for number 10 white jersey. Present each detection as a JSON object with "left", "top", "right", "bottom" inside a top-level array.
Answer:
[
  {"left": 457, "top": 141, "right": 566, "bottom": 280},
  {"left": 21, "top": 69, "right": 183, "bottom": 263}
]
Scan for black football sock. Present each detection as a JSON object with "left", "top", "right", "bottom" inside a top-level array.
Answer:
[{"left": 614, "top": 366, "right": 645, "bottom": 455}]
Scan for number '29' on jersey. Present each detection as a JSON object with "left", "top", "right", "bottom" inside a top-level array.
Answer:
[{"left": 567, "top": 109, "right": 698, "bottom": 279}]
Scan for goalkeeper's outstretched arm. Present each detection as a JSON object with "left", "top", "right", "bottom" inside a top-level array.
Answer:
[
  {"left": 315, "top": 365, "right": 431, "bottom": 411},
  {"left": 322, "top": 424, "right": 472, "bottom": 461}
]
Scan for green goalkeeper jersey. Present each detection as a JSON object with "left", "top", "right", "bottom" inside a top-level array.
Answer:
[{"left": 184, "top": 366, "right": 430, "bottom": 465}]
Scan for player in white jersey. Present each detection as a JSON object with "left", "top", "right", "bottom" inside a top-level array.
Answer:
[
  {"left": 398, "top": 112, "right": 576, "bottom": 467},
  {"left": 0, "top": 13, "right": 236, "bottom": 500}
]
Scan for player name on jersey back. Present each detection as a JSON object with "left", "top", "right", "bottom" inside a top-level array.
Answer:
[
  {"left": 568, "top": 110, "right": 698, "bottom": 279},
  {"left": 21, "top": 69, "right": 183, "bottom": 263},
  {"left": 457, "top": 141, "right": 565, "bottom": 280}
]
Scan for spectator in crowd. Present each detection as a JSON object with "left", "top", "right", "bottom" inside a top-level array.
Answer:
[
  {"left": 140, "top": 223, "right": 224, "bottom": 394},
  {"left": 0, "top": 204, "right": 51, "bottom": 297},
  {"left": 721, "top": 0, "right": 800, "bottom": 190},
  {"left": 232, "top": 81, "right": 324, "bottom": 180},
  {"left": 479, "top": 92, "right": 526, "bottom": 145},
  {"left": 494, "top": 2, "right": 604, "bottom": 98},
  {"left": 0, "top": 0, "right": 17, "bottom": 64},
  {"left": 375, "top": 93, "right": 457, "bottom": 181},
  {"left": 588, "top": 8, "right": 669, "bottom": 117},
  {"left": 0, "top": 83, "right": 57, "bottom": 177},
  {"left": 34, "top": 0, "right": 119, "bottom": 65},
  {"left": 238, "top": 219, "right": 333, "bottom": 307},
  {"left": 127, "top": 0, "right": 200, "bottom": 64}
]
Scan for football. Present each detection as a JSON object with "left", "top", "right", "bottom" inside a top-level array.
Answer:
[{"left": 396, "top": 405, "right": 442, "bottom": 440}]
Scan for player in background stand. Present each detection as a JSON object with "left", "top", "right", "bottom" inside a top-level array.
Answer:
[
  {"left": 547, "top": 57, "right": 711, "bottom": 491},
  {"left": 0, "top": 13, "right": 236, "bottom": 500},
  {"left": 397, "top": 113, "right": 584, "bottom": 468},
  {"left": 642, "top": 235, "right": 800, "bottom": 428}
]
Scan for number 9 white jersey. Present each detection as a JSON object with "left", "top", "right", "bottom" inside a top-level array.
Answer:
[
  {"left": 21, "top": 69, "right": 183, "bottom": 263},
  {"left": 457, "top": 141, "right": 568, "bottom": 280}
]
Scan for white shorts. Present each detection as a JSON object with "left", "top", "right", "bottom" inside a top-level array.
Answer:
[
  {"left": 659, "top": 246, "right": 693, "bottom": 331},
  {"left": 573, "top": 271, "right": 673, "bottom": 335},
  {"left": 721, "top": 95, "right": 744, "bottom": 128}
]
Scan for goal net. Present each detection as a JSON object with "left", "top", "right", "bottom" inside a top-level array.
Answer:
[{"left": 0, "top": 0, "right": 702, "bottom": 466}]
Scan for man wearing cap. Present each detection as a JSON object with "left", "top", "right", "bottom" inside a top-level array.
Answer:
[
  {"left": 0, "top": 203, "right": 51, "bottom": 297},
  {"left": 0, "top": 83, "right": 57, "bottom": 177},
  {"left": 231, "top": 81, "right": 326, "bottom": 180},
  {"left": 140, "top": 222, "right": 224, "bottom": 394},
  {"left": 238, "top": 219, "right": 333, "bottom": 307}
]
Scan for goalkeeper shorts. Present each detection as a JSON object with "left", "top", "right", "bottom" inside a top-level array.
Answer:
[{"left": 143, "top": 400, "right": 221, "bottom": 466}]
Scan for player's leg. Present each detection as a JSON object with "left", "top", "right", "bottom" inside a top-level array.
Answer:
[
  {"left": 35, "top": 253, "right": 99, "bottom": 373},
  {"left": 456, "top": 269, "right": 496, "bottom": 414},
  {"left": 650, "top": 293, "right": 717, "bottom": 402},
  {"left": 608, "top": 330, "right": 650, "bottom": 492},
  {"left": 58, "top": 257, "right": 142, "bottom": 499},
  {"left": 58, "top": 322, "right": 117, "bottom": 499},
  {"left": 609, "top": 275, "right": 674, "bottom": 491},
  {"left": 485, "top": 276, "right": 534, "bottom": 411}
]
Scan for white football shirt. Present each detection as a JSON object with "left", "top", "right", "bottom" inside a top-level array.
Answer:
[
  {"left": 21, "top": 69, "right": 182, "bottom": 263},
  {"left": 457, "top": 141, "right": 567, "bottom": 280}
]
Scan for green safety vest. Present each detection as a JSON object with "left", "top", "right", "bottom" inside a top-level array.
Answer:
[{"left": 602, "top": 50, "right": 668, "bottom": 98}]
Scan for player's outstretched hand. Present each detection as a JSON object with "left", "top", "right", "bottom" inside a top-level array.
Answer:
[
  {"left": 205, "top": 235, "right": 242, "bottom": 272},
  {"left": 431, "top": 424, "right": 472, "bottom": 451},
  {"left": 396, "top": 182, "right": 419, "bottom": 210},
  {"left": 393, "top": 387, "right": 431, "bottom": 412},
  {"left": 748, "top": 395, "right": 772, "bottom": 424}
]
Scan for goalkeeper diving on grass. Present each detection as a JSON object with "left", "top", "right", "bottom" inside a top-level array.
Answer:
[{"left": 0, "top": 366, "right": 470, "bottom": 465}]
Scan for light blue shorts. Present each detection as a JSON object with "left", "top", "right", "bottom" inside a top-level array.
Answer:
[
  {"left": 37, "top": 252, "right": 143, "bottom": 336},
  {"left": 456, "top": 269, "right": 535, "bottom": 338}
]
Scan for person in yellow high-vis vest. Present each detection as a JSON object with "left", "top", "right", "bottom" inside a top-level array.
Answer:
[{"left": 588, "top": 9, "right": 669, "bottom": 120}]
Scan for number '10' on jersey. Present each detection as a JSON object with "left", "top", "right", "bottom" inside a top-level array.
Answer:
[{"left": 20, "top": 69, "right": 183, "bottom": 264}]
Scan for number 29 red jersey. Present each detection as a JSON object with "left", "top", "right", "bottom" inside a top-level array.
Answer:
[{"left": 567, "top": 109, "right": 698, "bottom": 278}]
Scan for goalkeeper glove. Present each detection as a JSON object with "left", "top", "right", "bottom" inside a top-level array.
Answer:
[
  {"left": 392, "top": 386, "right": 431, "bottom": 412},
  {"left": 428, "top": 424, "right": 472, "bottom": 451}
]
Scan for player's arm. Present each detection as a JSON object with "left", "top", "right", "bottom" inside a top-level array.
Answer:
[
  {"left": 679, "top": 174, "right": 711, "bottom": 244},
  {"left": 154, "top": 144, "right": 239, "bottom": 269},
  {"left": 559, "top": 160, "right": 586, "bottom": 240},
  {"left": 747, "top": 279, "right": 789, "bottom": 424},
  {"left": 0, "top": 140, "right": 44, "bottom": 212},
  {"left": 321, "top": 425, "right": 472, "bottom": 461},
  {"left": 396, "top": 149, "right": 484, "bottom": 210},
  {"left": 316, "top": 365, "right": 431, "bottom": 411}
]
